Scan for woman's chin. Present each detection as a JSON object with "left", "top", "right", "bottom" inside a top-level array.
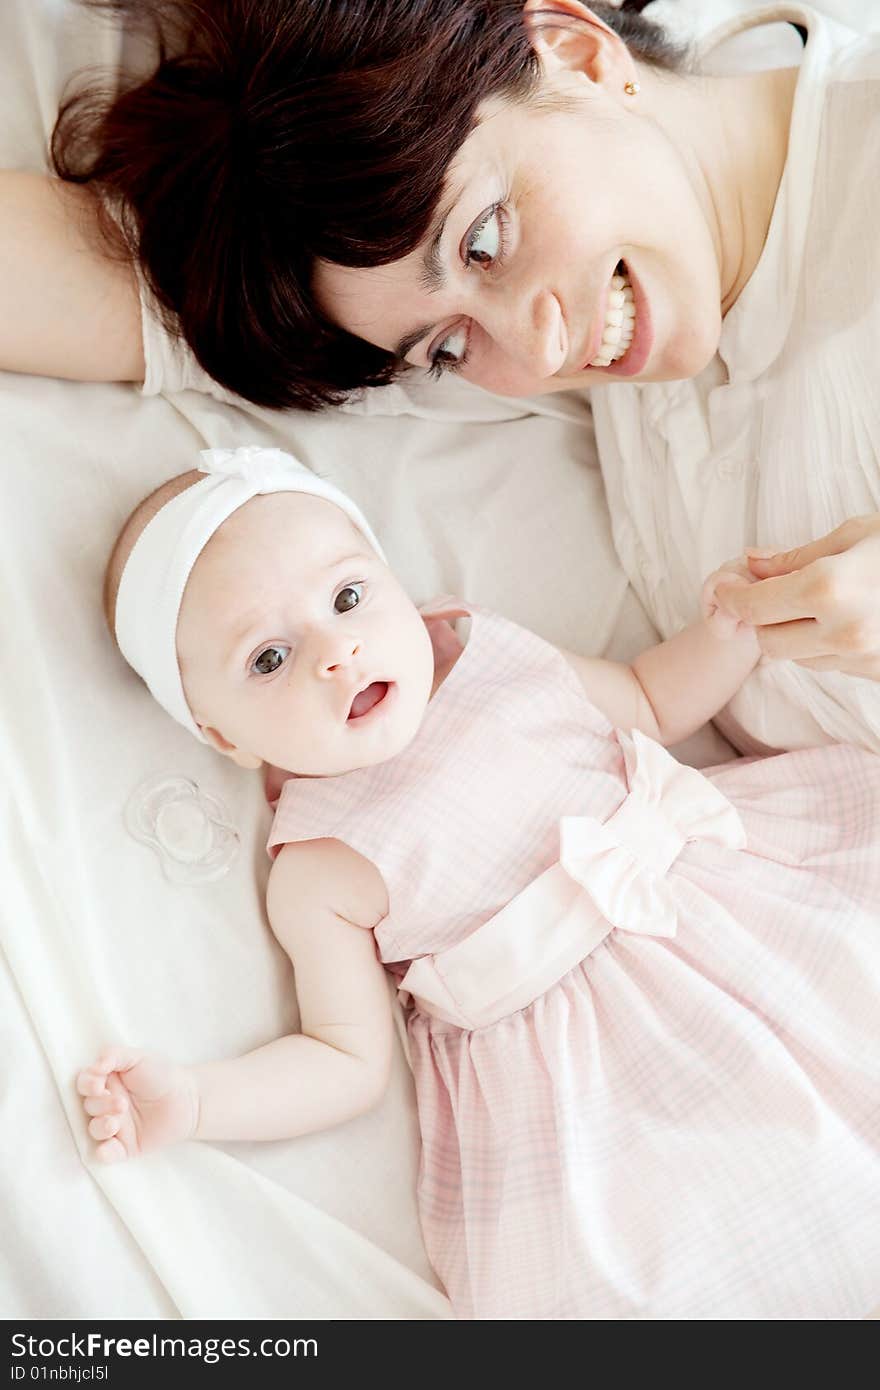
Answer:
[{"left": 642, "top": 321, "right": 721, "bottom": 384}]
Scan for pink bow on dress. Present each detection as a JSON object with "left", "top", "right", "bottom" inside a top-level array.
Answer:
[
  {"left": 558, "top": 728, "right": 746, "bottom": 939},
  {"left": 398, "top": 731, "right": 746, "bottom": 1030}
]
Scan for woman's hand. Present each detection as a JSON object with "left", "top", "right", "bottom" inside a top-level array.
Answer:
[
  {"left": 76, "top": 1048, "right": 199, "bottom": 1163},
  {"left": 713, "top": 515, "right": 880, "bottom": 679}
]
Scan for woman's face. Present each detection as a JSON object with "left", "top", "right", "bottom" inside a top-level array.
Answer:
[{"left": 314, "top": 3, "right": 723, "bottom": 397}]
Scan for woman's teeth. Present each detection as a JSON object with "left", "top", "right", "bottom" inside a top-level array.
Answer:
[{"left": 590, "top": 272, "right": 636, "bottom": 368}]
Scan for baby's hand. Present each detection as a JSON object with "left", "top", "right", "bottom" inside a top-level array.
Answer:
[
  {"left": 701, "top": 556, "right": 759, "bottom": 639},
  {"left": 76, "top": 1047, "right": 198, "bottom": 1164}
]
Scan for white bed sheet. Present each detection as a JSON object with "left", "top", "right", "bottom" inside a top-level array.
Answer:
[
  {"left": 0, "top": 0, "right": 645, "bottom": 1306},
  {"left": 2, "top": 0, "right": 872, "bottom": 1322}
]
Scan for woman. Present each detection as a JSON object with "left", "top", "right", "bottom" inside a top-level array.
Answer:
[{"left": 3, "top": 0, "right": 880, "bottom": 753}]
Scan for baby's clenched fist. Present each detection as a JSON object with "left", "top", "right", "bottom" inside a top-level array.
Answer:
[
  {"left": 76, "top": 1047, "right": 198, "bottom": 1162},
  {"left": 701, "top": 556, "right": 760, "bottom": 639}
]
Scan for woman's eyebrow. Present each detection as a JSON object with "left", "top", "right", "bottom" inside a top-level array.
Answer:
[
  {"left": 419, "top": 210, "right": 451, "bottom": 294},
  {"left": 394, "top": 321, "right": 435, "bottom": 360},
  {"left": 393, "top": 228, "right": 449, "bottom": 358},
  {"left": 393, "top": 183, "right": 468, "bottom": 359}
]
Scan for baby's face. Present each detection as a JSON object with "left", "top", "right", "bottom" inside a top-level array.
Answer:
[{"left": 176, "top": 492, "right": 435, "bottom": 775}]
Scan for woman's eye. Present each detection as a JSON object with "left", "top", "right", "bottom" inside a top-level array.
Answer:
[
  {"left": 464, "top": 203, "right": 502, "bottom": 268},
  {"left": 427, "top": 202, "right": 506, "bottom": 378},
  {"left": 334, "top": 583, "right": 363, "bottom": 613},
  {"left": 429, "top": 325, "right": 469, "bottom": 377},
  {"left": 251, "top": 645, "right": 289, "bottom": 676}
]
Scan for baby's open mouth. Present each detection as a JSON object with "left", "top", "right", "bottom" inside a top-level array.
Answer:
[{"left": 347, "top": 681, "right": 389, "bottom": 720}]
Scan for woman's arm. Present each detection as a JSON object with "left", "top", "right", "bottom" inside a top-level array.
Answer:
[
  {"left": 76, "top": 839, "right": 393, "bottom": 1161},
  {"left": 0, "top": 171, "right": 144, "bottom": 382}
]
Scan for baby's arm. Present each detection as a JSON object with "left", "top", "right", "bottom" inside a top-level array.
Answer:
[
  {"left": 195, "top": 840, "right": 393, "bottom": 1140},
  {"left": 76, "top": 839, "right": 393, "bottom": 1162},
  {"left": 561, "top": 562, "right": 760, "bottom": 747},
  {"left": 0, "top": 171, "right": 144, "bottom": 381}
]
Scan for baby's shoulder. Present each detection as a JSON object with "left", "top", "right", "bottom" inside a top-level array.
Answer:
[{"left": 267, "top": 836, "right": 389, "bottom": 935}]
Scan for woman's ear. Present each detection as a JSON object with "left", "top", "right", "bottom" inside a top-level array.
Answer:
[
  {"left": 522, "top": 0, "right": 631, "bottom": 87},
  {"left": 200, "top": 725, "right": 263, "bottom": 770}
]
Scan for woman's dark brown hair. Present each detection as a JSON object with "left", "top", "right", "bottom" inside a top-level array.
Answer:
[{"left": 52, "top": 1, "right": 686, "bottom": 410}]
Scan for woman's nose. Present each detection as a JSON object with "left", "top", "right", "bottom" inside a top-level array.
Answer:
[{"left": 484, "top": 285, "right": 567, "bottom": 378}]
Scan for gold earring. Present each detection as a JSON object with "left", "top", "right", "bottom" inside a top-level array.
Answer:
[{"left": 624, "top": 81, "right": 640, "bottom": 96}]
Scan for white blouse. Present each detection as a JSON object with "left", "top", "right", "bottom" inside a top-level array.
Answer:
[{"left": 592, "top": 3, "right": 880, "bottom": 753}]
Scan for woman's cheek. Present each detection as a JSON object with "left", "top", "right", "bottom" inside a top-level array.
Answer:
[{"left": 467, "top": 348, "right": 548, "bottom": 398}]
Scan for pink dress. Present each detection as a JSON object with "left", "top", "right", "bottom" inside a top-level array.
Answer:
[{"left": 267, "top": 605, "right": 880, "bottom": 1320}]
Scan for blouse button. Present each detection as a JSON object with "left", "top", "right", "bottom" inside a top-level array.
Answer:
[{"left": 716, "top": 456, "right": 744, "bottom": 480}]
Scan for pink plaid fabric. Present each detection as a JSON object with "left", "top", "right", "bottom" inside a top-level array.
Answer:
[{"left": 268, "top": 606, "right": 880, "bottom": 1320}]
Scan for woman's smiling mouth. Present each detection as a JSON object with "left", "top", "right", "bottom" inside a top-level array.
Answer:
[
  {"left": 585, "top": 259, "right": 654, "bottom": 378},
  {"left": 587, "top": 263, "right": 636, "bottom": 368}
]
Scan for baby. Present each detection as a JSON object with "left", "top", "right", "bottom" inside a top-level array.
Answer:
[{"left": 78, "top": 447, "right": 880, "bottom": 1321}]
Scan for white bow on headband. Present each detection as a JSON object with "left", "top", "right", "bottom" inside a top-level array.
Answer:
[{"left": 200, "top": 445, "right": 303, "bottom": 487}]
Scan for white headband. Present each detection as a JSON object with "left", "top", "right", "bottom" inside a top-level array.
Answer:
[{"left": 114, "top": 446, "right": 386, "bottom": 741}]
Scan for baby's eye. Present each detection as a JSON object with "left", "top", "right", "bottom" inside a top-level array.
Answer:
[
  {"left": 251, "top": 645, "right": 290, "bottom": 676},
  {"left": 334, "top": 583, "right": 363, "bottom": 613},
  {"left": 465, "top": 204, "right": 502, "bottom": 267}
]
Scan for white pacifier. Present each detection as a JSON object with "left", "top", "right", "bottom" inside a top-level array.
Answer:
[{"left": 124, "top": 773, "right": 240, "bottom": 884}]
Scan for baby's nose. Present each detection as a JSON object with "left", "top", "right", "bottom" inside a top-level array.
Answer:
[{"left": 315, "top": 633, "right": 362, "bottom": 676}]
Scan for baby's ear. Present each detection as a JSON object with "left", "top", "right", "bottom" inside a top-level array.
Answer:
[{"left": 200, "top": 725, "right": 263, "bottom": 771}]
